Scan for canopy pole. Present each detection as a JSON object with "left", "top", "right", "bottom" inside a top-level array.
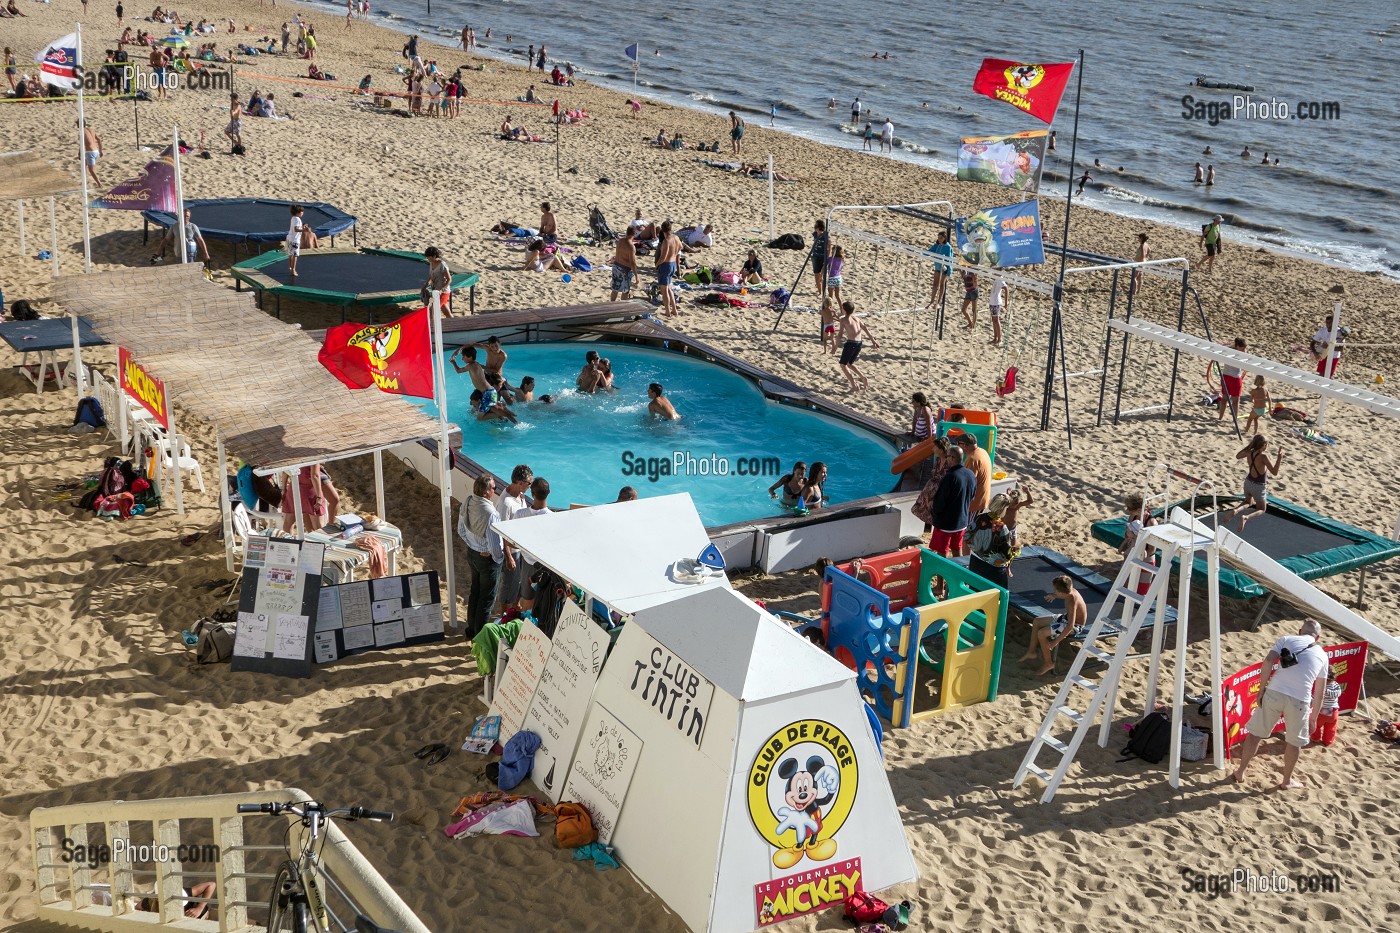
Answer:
[
  {"left": 173, "top": 126, "right": 188, "bottom": 264},
  {"left": 373, "top": 448, "right": 386, "bottom": 522},
  {"left": 216, "top": 431, "right": 234, "bottom": 572},
  {"left": 768, "top": 154, "right": 775, "bottom": 240},
  {"left": 17, "top": 201, "right": 25, "bottom": 258},
  {"left": 291, "top": 468, "right": 305, "bottom": 538},
  {"left": 77, "top": 23, "right": 92, "bottom": 273},
  {"left": 49, "top": 197, "right": 60, "bottom": 276},
  {"left": 164, "top": 383, "right": 186, "bottom": 516},
  {"left": 429, "top": 290, "right": 459, "bottom": 630},
  {"left": 1315, "top": 301, "right": 1342, "bottom": 430}
]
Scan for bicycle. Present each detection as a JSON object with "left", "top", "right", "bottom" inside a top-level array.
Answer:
[{"left": 236, "top": 800, "right": 399, "bottom": 933}]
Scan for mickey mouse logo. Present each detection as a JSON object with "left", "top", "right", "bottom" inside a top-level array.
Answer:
[
  {"left": 748, "top": 720, "right": 859, "bottom": 870},
  {"left": 1004, "top": 63, "right": 1045, "bottom": 89}
]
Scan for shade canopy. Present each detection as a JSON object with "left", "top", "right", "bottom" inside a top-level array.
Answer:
[
  {"left": 53, "top": 263, "right": 452, "bottom": 472},
  {"left": 0, "top": 151, "right": 82, "bottom": 200}
]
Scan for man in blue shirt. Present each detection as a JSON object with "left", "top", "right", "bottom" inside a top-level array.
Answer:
[{"left": 928, "top": 446, "right": 975, "bottom": 557}]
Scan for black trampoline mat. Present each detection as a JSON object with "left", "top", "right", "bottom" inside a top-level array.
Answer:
[
  {"left": 1196, "top": 508, "right": 1351, "bottom": 562},
  {"left": 258, "top": 252, "right": 424, "bottom": 295},
  {"left": 1008, "top": 551, "right": 1110, "bottom": 620},
  {"left": 148, "top": 200, "right": 354, "bottom": 241}
]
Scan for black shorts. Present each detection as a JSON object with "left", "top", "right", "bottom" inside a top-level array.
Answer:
[
  {"left": 1205, "top": 242, "right": 1220, "bottom": 256},
  {"left": 839, "top": 340, "right": 863, "bottom": 366}
]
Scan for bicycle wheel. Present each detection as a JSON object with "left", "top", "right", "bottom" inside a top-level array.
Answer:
[{"left": 266, "top": 861, "right": 300, "bottom": 933}]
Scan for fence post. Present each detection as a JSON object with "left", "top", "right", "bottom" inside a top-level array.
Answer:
[{"left": 217, "top": 814, "right": 249, "bottom": 930}]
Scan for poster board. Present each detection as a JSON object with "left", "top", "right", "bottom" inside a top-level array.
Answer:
[
  {"left": 311, "top": 571, "right": 445, "bottom": 665},
  {"left": 1221, "top": 640, "right": 1368, "bottom": 757},
  {"left": 487, "top": 622, "right": 552, "bottom": 742},
  {"left": 230, "top": 538, "right": 324, "bottom": 679},
  {"left": 561, "top": 702, "right": 642, "bottom": 845},
  {"left": 520, "top": 602, "right": 611, "bottom": 801}
]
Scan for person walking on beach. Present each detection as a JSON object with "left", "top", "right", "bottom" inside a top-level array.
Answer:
[
  {"left": 811, "top": 219, "right": 830, "bottom": 296},
  {"left": 1200, "top": 214, "right": 1223, "bottom": 273},
  {"left": 862, "top": 122, "right": 873, "bottom": 151},
  {"left": 880, "top": 117, "right": 894, "bottom": 154},
  {"left": 539, "top": 201, "right": 557, "bottom": 244},
  {"left": 225, "top": 92, "right": 245, "bottom": 154},
  {"left": 655, "top": 221, "right": 681, "bottom": 317},
  {"left": 610, "top": 233, "right": 636, "bottom": 300},
  {"left": 1232, "top": 620, "right": 1328, "bottom": 790},
  {"left": 116, "top": 2, "right": 123, "bottom": 25},
  {"left": 461, "top": 24, "right": 470, "bottom": 50},
  {"left": 825, "top": 245, "right": 845, "bottom": 307},
  {"left": 281, "top": 22, "right": 290, "bottom": 53},
  {"left": 80, "top": 122, "right": 102, "bottom": 185},
  {"left": 1243, "top": 375, "right": 1271, "bottom": 436},
  {"left": 537, "top": 45, "right": 548, "bottom": 73},
  {"left": 986, "top": 273, "right": 1006, "bottom": 347},
  {"left": 837, "top": 300, "right": 879, "bottom": 392},
  {"left": 1131, "top": 232, "right": 1149, "bottom": 294},
  {"left": 527, "top": 44, "right": 535, "bottom": 68},
  {"left": 729, "top": 111, "right": 745, "bottom": 155},
  {"left": 1311, "top": 312, "right": 1345, "bottom": 377},
  {"left": 770, "top": 102, "right": 777, "bottom": 127},
  {"left": 960, "top": 269, "right": 979, "bottom": 329}
]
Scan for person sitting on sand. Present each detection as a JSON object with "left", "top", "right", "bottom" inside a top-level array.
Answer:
[
  {"left": 500, "top": 115, "right": 523, "bottom": 139},
  {"left": 1224, "top": 434, "right": 1282, "bottom": 531},
  {"left": 476, "top": 373, "right": 518, "bottom": 424},
  {"left": 680, "top": 223, "right": 713, "bottom": 249},
  {"left": 647, "top": 382, "right": 679, "bottom": 420},
  {"left": 739, "top": 249, "right": 763, "bottom": 284},
  {"left": 768, "top": 461, "right": 807, "bottom": 509},
  {"left": 1232, "top": 619, "right": 1328, "bottom": 790},
  {"left": 669, "top": 131, "right": 686, "bottom": 150},
  {"left": 1025, "top": 575, "right": 1086, "bottom": 675},
  {"left": 522, "top": 238, "right": 568, "bottom": 273},
  {"left": 654, "top": 128, "right": 669, "bottom": 148}
]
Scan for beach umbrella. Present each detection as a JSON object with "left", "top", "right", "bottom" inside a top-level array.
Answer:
[{"left": 160, "top": 35, "right": 189, "bottom": 48}]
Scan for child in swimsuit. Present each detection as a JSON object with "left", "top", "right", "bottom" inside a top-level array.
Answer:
[
  {"left": 820, "top": 297, "right": 837, "bottom": 355},
  {"left": 1243, "top": 375, "right": 1270, "bottom": 435},
  {"left": 1226, "top": 434, "right": 1282, "bottom": 531},
  {"left": 1024, "top": 575, "right": 1086, "bottom": 676},
  {"left": 768, "top": 461, "right": 808, "bottom": 509}
]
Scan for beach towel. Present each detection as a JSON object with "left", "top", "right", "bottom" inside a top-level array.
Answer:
[
  {"left": 445, "top": 799, "right": 539, "bottom": 838},
  {"left": 351, "top": 533, "right": 388, "bottom": 578},
  {"left": 497, "top": 731, "right": 541, "bottom": 790},
  {"left": 472, "top": 619, "right": 523, "bottom": 673}
]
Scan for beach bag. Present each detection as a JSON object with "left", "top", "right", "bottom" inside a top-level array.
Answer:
[
  {"left": 1119, "top": 709, "right": 1172, "bottom": 764},
  {"left": 73, "top": 395, "right": 106, "bottom": 429},
  {"left": 843, "top": 890, "right": 890, "bottom": 924},
  {"left": 194, "top": 616, "right": 236, "bottom": 664},
  {"left": 1180, "top": 723, "right": 1209, "bottom": 762},
  {"left": 718, "top": 271, "right": 740, "bottom": 286},
  {"left": 570, "top": 255, "right": 593, "bottom": 272},
  {"left": 766, "top": 232, "right": 805, "bottom": 250},
  {"left": 9, "top": 299, "right": 40, "bottom": 321},
  {"left": 768, "top": 288, "right": 791, "bottom": 308},
  {"left": 554, "top": 802, "right": 597, "bottom": 849},
  {"left": 587, "top": 204, "right": 615, "bottom": 244}
]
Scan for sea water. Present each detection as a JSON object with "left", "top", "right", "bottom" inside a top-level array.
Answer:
[
  {"left": 306, "top": 0, "right": 1397, "bottom": 278},
  {"left": 415, "top": 342, "right": 898, "bottom": 527}
]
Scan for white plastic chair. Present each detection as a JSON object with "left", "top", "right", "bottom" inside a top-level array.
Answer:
[{"left": 138, "top": 422, "right": 205, "bottom": 493}]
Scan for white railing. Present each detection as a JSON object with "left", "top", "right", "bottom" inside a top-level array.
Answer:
[{"left": 30, "top": 788, "right": 429, "bottom": 933}]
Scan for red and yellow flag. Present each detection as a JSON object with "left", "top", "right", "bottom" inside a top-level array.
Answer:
[
  {"left": 972, "top": 59, "right": 1074, "bottom": 124},
  {"left": 318, "top": 307, "right": 435, "bottom": 398}
]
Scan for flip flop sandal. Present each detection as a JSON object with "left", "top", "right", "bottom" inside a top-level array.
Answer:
[
  {"left": 896, "top": 900, "right": 913, "bottom": 929},
  {"left": 181, "top": 532, "right": 205, "bottom": 546},
  {"left": 414, "top": 743, "right": 449, "bottom": 765}
]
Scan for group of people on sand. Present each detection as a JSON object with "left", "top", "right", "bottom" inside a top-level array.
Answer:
[{"left": 449, "top": 344, "right": 679, "bottom": 425}]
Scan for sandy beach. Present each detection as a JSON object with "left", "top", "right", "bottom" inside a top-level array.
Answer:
[{"left": 2, "top": 1, "right": 1399, "bottom": 930}]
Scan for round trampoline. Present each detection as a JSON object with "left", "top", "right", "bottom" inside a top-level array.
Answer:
[
  {"left": 142, "top": 198, "right": 358, "bottom": 260},
  {"left": 231, "top": 247, "right": 480, "bottom": 322}
]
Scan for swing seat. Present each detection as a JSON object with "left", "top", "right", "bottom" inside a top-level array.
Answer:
[{"left": 997, "top": 366, "right": 1019, "bottom": 397}]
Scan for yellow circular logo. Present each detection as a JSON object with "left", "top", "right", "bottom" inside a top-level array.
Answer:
[
  {"left": 747, "top": 720, "right": 859, "bottom": 868},
  {"left": 1004, "top": 63, "right": 1045, "bottom": 90}
]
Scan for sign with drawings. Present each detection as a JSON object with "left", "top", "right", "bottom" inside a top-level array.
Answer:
[
  {"left": 521, "top": 602, "right": 610, "bottom": 802},
  {"left": 561, "top": 702, "right": 642, "bottom": 845},
  {"left": 611, "top": 625, "right": 714, "bottom": 748}
]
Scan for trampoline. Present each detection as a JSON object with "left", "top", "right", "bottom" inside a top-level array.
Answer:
[
  {"left": 231, "top": 248, "right": 480, "bottom": 322},
  {"left": 1091, "top": 495, "right": 1400, "bottom": 604},
  {"left": 992, "top": 545, "right": 1176, "bottom": 640},
  {"left": 142, "top": 198, "right": 358, "bottom": 260}
]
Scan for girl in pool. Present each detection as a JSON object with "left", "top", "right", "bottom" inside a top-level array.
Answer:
[
  {"left": 596, "top": 358, "right": 615, "bottom": 390},
  {"left": 768, "top": 461, "right": 807, "bottom": 509},
  {"left": 801, "top": 461, "right": 828, "bottom": 511}
]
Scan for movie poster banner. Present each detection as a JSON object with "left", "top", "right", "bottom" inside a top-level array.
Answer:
[
  {"left": 1220, "top": 640, "right": 1368, "bottom": 758},
  {"left": 954, "top": 201, "right": 1045, "bottom": 269},
  {"left": 957, "top": 130, "right": 1048, "bottom": 192}
]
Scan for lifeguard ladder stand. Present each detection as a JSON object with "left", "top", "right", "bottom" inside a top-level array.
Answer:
[{"left": 1014, "top": 465, "right": 1229, "bottom": 802}]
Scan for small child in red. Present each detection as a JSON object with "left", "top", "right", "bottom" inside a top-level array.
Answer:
[{"left": 1311, "top": 668, "right": 1343, "bottom": 746}]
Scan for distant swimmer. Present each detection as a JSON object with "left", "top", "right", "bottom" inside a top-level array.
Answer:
[
  {"left": 921, "top": 101, "right": 929, "bottom": 109},
  {"left": 1240, "top": 145, "right": 1252, "bottom": 158},
  {"left": 828, "top": 97, "right": 836, "bottom": 110},
  {"left": 1194, "top": 161, "right": 1204, "bottom": 183},
  {"left": 1076, "top": 170, "right": 1092, "bottom": 195},
  {"left": 1093, "top": 158, "right": 1103, "bottom": 168},
  {"left": 1261, "top": 152, "right": 1270, "bottom": 164},
  {"left": 1049, "top": 130, "right": 1056, "bottom": 151},
  {"left": 1206, "top": 164, "right": 1216, "bottom": 186},
  {"left": 1203, "top": 145, "right": 1212, "bottom": 155},
  {"left": 1273, "top": 157, "right": 1279, "bottom": 165},
  {"left": 647, "top": 383, "right": 679, "bottom": 420}
]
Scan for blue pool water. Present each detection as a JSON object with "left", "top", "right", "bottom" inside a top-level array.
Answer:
[{"left": 417, "top": 342, "right": 898, "bottom": 527}]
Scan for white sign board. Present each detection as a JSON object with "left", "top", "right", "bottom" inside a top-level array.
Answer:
[
  {"left": 487, "top": 622, "right": 552, "bottom": 742},
  {"left": 562, "top": 703, "right": 642, "bottom": 845},
  {"left": 521, "top": 603, "right": 610, "bottom": 801},
  {"left": 611, "top": 625, "right": 716, "bottom": 749}
]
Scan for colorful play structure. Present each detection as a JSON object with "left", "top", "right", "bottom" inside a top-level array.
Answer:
[
  {"left": 784, "top": 546, "right": 1008, "bottom": 727},
  {"left": 890, "top": 408, "right": 998, "bottom": 475}
]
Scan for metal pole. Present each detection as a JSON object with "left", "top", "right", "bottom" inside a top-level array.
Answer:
[
  {"left": 1316, "top": 301, "right": 1342, "bottom": 430},
  {"left": 1096, "top": 268, "right": 1119, "bottom": 427},
  {"left": 429, "top": 291, "right": 459, "bottom": 630},
  {"left": 17, "top": 201, "right": 25, "bottom": 259},
  {"left": 1042, "top": 49, "right": 1085, "bottom": 439},
  {"left": 216, "top": 431, "right": 234, "bottom": 572},
  {"left": 768, "top": 154, "right": 775, "bottom": 240},
  {"left": 173, "top": 127, "right": 187, "bottom": 264},
  {"left": 77, "top": 24, "right": 93, "bottom": 274},
  {"left": 1165, "top": 264, "right": 1190, "bottom": 423},
  {"left": 49, "top": 197, "right": 60, "bottom": 276}
]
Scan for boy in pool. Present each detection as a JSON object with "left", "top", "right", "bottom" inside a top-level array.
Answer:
[
  {"left": 768, "top": 461, "right": 808, "bottom": 508},
  {"left": 647, "top": 382, "right": 679, "bottom": 420},
  {"left": 515, "top": 376, "right": 536, "bottom": 402},
  {"left": 450, "top": 345, "right": 489, "bottom": 403},
  {"left": 475, "top": 373, "right": 518, "bottom": 424},
  {"left": 1024, "top": 575, "right": 1086, "bottom": 676},
  {"left": 467, "top": 336, "right": 508, "bottom": 379},
  {"left": 1243, "top": 374, "right": 1271, "bottom": 435},
  {"left": 576, "top": 350, "right": 601, "bottom": 392}
]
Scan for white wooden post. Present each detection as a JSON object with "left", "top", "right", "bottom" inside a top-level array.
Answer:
[
  {"left": 216, "top": 814, "right": 248, "bottom": 930},
  {"left": 66, "top": 823, "right": 93, "bottom": 909},
  {"left": 217, "top": 431, "right": 234, "bottom": 571},
  {"left": 49, "top": 196, "right": 60, "bottom": 276},
  {"left": 106, "top": 817, "right": 132, "bottom": 916},
  {"left": 292, "top": 468, "right": 306, "bottom": 537},
  {"left": 373, "top": 447, "right": 386, "bottom": 521},
  {"left": 768, "top": 154, "right": 775, "bottom": 240},
  {"left": 153, "top": 817, "right": 183, "bottom": 924},
  {"left": 430, "top": 291, "right": 459, "bottom": 629},
  {"left": 164, "top": 386, "right": 185, "bottom": 516}
]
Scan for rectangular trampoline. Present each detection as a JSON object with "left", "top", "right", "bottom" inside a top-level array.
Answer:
[
  {"left": 992, "top": 545, "right": 1176, "bottom": 641},
  {"left": 1091, "top": 495, "right": 1400, "bottom": 601}
]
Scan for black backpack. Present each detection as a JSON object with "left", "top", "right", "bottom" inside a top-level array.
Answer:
[
  {"left": 766, "top": 232, "right": 805, "bottom": 251},
  {"left": 588, "top": 204, "right": 615, "bottom": 244},
  {"left": 1119, "top": 710, "right": 1172, "bottom": 764}
]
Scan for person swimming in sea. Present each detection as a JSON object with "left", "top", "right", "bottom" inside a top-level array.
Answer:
[{"left": 768, "top": 461, "right": 808, "bottom": 508}]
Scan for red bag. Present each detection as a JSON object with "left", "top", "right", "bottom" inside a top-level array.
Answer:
[{"left": 843, "top": 890, "right": 890, "bottom": 924}]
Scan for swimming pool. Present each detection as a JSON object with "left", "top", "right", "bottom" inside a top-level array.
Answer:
[{"left": 418, "top": 342, "right": 898, "bottom": 527}]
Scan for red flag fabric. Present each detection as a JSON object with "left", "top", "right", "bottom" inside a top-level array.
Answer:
[
  {"left": 318, "top": 307, "right": 435, "bottom": 399},
  {"left": 972, "top": 59, "right": 1074, "bottom": 124}
]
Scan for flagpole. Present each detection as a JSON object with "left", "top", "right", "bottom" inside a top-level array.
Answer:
[
  {"left": 77, "top": 23, "right": 93, "bottom": 274},
  {"left": 429, "top": 290, "right": 459, "bottom": 631},
  {"left": 1040, "top": 48, "right": 1083, "bottom": 449},
  {"left": 173, "top": 126, "right": 188, "bottom": 264}
]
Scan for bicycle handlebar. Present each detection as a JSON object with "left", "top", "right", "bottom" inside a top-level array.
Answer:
[{"left": 236, "top": 802, "right": 394, "bottom": 822}]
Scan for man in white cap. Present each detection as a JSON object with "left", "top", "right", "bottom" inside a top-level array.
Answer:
[
  {"left": 1199, "top": 214, "right": 1224, "bottom": 274},
  {"left": 1232, "top": 619, "right": 1328, "bottom": 790}
]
